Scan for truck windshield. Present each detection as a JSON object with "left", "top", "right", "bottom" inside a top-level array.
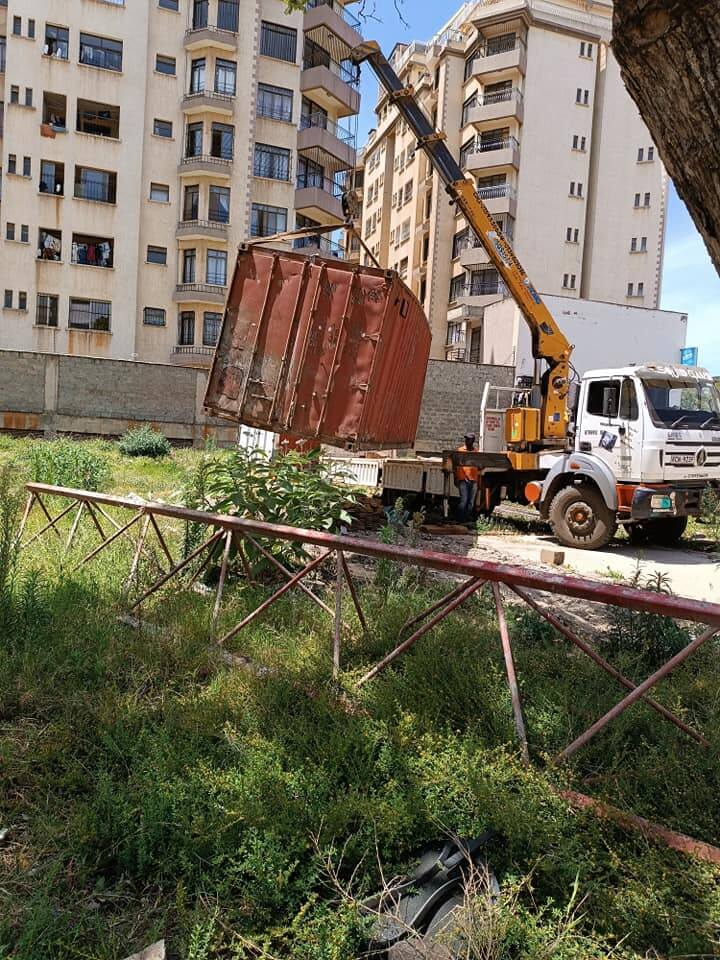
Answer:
[{"left": 641, "top": 378, "right": 720, "bottom": 429}]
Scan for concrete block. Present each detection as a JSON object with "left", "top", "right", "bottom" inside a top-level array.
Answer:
[{"left": 541, "top": 548, "right": 565, "bottom": 566}]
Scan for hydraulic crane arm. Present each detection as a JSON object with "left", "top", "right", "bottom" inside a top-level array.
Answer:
[{"left": 351, "top": 41, "right": 573, "bottom": 445}]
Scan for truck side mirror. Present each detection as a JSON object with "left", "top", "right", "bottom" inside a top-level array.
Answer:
[{"left": 602, "top": 387, "right": 618, "bottom": 419}]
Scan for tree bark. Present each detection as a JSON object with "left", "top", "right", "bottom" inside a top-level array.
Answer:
[{"left": 613, "top": 0, "right": 720, "bottom": 273}]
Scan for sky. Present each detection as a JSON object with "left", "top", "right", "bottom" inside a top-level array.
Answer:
[{"left": 353, "top": 1, "right": 720, "bottom": 373}]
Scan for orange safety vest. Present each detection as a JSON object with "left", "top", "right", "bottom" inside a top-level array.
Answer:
[{"left": 455, "top": 446, "right": 479, "bottom": 484}]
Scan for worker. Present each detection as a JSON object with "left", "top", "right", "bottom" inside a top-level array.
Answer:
[{"left": 455, "top": 433, "right": 479, "bottom": 522}]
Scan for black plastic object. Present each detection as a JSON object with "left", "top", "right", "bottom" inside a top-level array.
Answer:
[{"left": 364, "top": 833, "right": 496, "bottom": 957}]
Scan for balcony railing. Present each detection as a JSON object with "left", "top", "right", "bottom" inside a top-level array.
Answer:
[
  {"left": 452, "top": 278, "right": 508, "bottom": 299},
  {"left": 302, "top": 46, "right": 359, "bottom": 85},
  {"left": 184, "top": 24, "right": 238, "bottom": 43},
  {"left": 473, "top": 135, "right": 519, "bottom": 153},
  {"left": 480, "top": 88, "right": 523, "bottom": 106},
  {"left": 180, "top": 153, "right": 233, "bottom": 167},
  {"left": 176, "top": 282, "right": 227, "bottom": 295},
  {"left": 476, "top": 183, "right": 516, "bottom": 201},
  {"left": 296, "top": 172, "right": 344, "bottom": 197},
  {"left": 299, "top": 111, "right": 354, "bottom": 144},
  {"left": 183, "top": 89, "right": 235, "bottom": 105},
  {"left": 177, "top": 218, "right": 229, "bottom": 231},
  {"left": 173, "top": 345, "right": 216, "bottom": 357},
  {"left": 293, "top": 235, "right": 344, "bottom": 257},
  {"left": 477, "top": 35, "right": 525, "bottom": 58},
  {"left": 305, "top": 0, "right": 361, "bottom": 29},
  {"left": 74, "top": 181, "right": 117, "bottom": 204}
]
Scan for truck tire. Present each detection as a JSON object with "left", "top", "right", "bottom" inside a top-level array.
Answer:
[
  {"left": 629, "top": 516, "right": 688, "bottom": 547},
  {"left": 549, "top": 484, "right": 617, "bottom": 550}
]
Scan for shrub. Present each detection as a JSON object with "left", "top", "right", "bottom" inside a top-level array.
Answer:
[
  {"left": 118, "top": 426, "right": 171, "bottom": 459},
  {"left": 699, "top": 485, "right": 720, "bottom": 542},
  {"left": 26, "top": 438, "right": 110, "bottom": 491}
]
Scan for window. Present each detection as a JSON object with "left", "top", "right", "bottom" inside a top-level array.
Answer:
[
  {"left": 190, "top": 57, "right": 205, "bottom": 93},
  {"left": 156, "top": 55, "right": 176, "bottom": 75},
  {"left": 461, "top": 92, "right": 477, "bottom": 126},
  {"left": 72, "top": 233, "right": 114, "bottom": 268},
  {"left": 587, "top": 379, "right": 618, "bottom": 416},
  {"left": 449, "top": 275, "right": 466, "bottom": 302},
  {"left": 12, "top": 17, "right": 20, "bottom": 36},
  {"left": 576, "top": 88, "right": 589, "bottom": 105},
  {"left": 38, "top": 229, "right": 62, "bottom": 260},
  {"left": 563, "top": 273, "right": 569, "bottom": 288},
  {"left": 6, "top": 223, "right": 14, "bottom": 241},
  {"left": 18, "top": 292, "right": 27, "bottom": 311},
  {"left": 186, "top": 122, "right": 203, "bottom": 158},
  {"left": 469, "top": 327, "right": 482, "bottom": 364},
  {"left": 147, "top": 245, "right": 167, "bottom": 264},
  {"left": 447, "top": 321, "right": 463, "bottom": 345},
  {"left": 637, "top": 147, "right": 644, "bottom": 162},
  {"left": 566, "top": 227, "right": 579, "bottom": 243},
  {"left": 154, "top": 118, "right": 173, "bottom": 138},
  {"left": 203, "top": 311, "right": 222, "bottom": 346},
  {"left": 257, "top": 83, "right": 293, "bottom": 121},
  {"left": 459, "top": 137, "right": 475, "bottom": 169},
  {"left": 399, "top": 257, "right": 408, "bottom": 280},
  {"left": 80, "top": 33, "right": 123, "bottom": 72},
  {"left": 648, "top": 146, "right": 655, "bottom": 161},
  {"left": 149, "top": 182, "right": 170, "bottom": 202},
  {"left": 254, "top": 142, "right": 290, "bottom": 180},
  {"left": 40, "top": 159, "right": 65, "bottom": 195},
  {"left": 74, "top": 166, "right": 116, "bottom": 203},
  {"left": 36, "top": 294, "right": 59, "bottom": 327},
  {"left": 144, "top": 307, "right": 166, "bottom": 326},
  {"left": 209, "top": 185, "right": 230, "bottom": 223},
  {"left": 69, "top": 298, "right": 111, "bottom": 331},
  {"left": 215, "top": 59, "right": 236, "bottom": 95},
  {"left": 44, "top": 24, "right": 69, "bottom": 59},
  {"left": 28, "top": 19, "right": 35, "bottom": 39},
  {"left": 182, "top": 249, "right": 196, "bottom": 283},
  {"left": 25, "top": 88, "right": 33, "bottom": 107},
  {"left": 619, "top": 379, "right": 639, "bottom": 420},
  {"left": 464, "top": 54, "right": 475, "bottom": 82},
  {"left": 178, "top": 311, "right": 195, "bottom": 345},
  {"left": 206, "top": 249, "right": 227, "bottom": 286},
  {"left": 644, "top": 192, "right": 651, "bottom": 207},
  {"left": 76, "top": 98, "right": 120, "bottom": 138},
  {"left": 630, "top": 237, "right": 637, "bottom": 252},
  {"left": 23, "top": 157, "right": 31, "bottom": 178},
  {"left": 581, "top": 136, "right": 587, "bottom": 151},
  {"left": 251, "top": 202, "right": 287, "bottom": 237},
  {"left": 159, "top": 0, "right": 179, "bottom": 9},
  {"left": 3, "top": 291, "right": 12, "bottom": 309},
  {"left": 211, "top": 122, "right": 233, "bottom": 159},
  {"left": 192, "top": 0, "right": 208, "bottom": 29},
  {"left": 634, "top": 192, "right": 641, "bottom": 208},
  {"left": 183, "top": 184, "right": 199, "bottom": 221},
  {"left": 638, "top": 282, "right": 645, "bottom": 296},
  {"left": 452, "top": 228, "right": 468, "bottom": 259},
  {"left": 641, "top": 236, "right": 647, "bottom": 252},
  {"left": 21, "top": 225, "right": 29, "bottom": 243},
  {"left": 10, "top": 86, "right": 19, "bottom": 104},
  {"left": 218, "top": 0, "right": 240, "bottom": 32},
  {"left": 7, "top": 155, "right": 16, "bottom": 175},
  {"left": 404, "top": 180, "right": 413, "bottom": 203},
  {"left": 260, "top": 21, "right": 297, "bottom": 63},
  {"left": 627, "top": 282, "right": 634, "bottom": 297},
  {"left": 579, "top": 41, "right": 592, "bottom": 58}
]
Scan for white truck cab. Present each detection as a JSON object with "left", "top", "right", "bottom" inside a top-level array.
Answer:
[{"left": 536, "top": 364, "right": 720, "bottom": 548}]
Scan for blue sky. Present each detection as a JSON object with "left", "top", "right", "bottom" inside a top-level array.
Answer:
[{"left": 354, "top": 1, "right": 720, "bottom": 374}]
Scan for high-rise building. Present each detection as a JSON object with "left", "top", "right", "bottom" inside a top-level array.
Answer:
[
  {"left": 0, "top": 0, "right": 361, "bottom": 366},
  {"left": 359, "top": 0, "right": 669, "bottom": 363}
]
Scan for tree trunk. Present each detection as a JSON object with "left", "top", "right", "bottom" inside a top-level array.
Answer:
[{"left": 613, "top": 0, "right": 720, "bottom": 274}]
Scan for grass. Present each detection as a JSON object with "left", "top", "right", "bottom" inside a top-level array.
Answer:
[{"left": 0, "top": 437, "right": 719, "bottom": 958}]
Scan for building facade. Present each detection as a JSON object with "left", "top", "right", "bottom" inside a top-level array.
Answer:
[
  {"left": 0, "top": 0, "right": 360, "bottom": 366},
  {"left": 359, "top": 0, "right": 669, "bottom": 363}
]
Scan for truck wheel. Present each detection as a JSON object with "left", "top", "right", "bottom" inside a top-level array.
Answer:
[
  {"left": 631, "top": 516, "right": 688, "bottom": 547},
  {"left": 549, "top": 484, "right": 617, "bottom": 550}
]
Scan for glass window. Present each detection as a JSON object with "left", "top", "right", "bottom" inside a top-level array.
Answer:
[
  {"left": 159, "top": 0, "right": 179, "bottom": 9},
  {"left": 183, "top": 185, "right": 199, "bottom": 221},
  {"left": 18, "top": 292, "right": 27, "bottom": 311},
  {"left": 76, "top": 98, "right": 120, "bottom": 138},
  {"left": 41, "top": 160, "right": 66, "bottom": 197},
  {"left": 12, "top": 17, "right": 21, "bottom": 36},
  {"left": 147, "top": 245, "right": 167, "bottom": 264},
  {"left": 28, "top": 19, "right": 35, "bottom": 39},
  {"left": 36, "top": 293, "right": 59, "bottom": 327},
  {"left": 254, "top": 143, "right": 290, "bottom": 180},
  {"left": 4, "top": 290, "right": 12, "bottom": 309},
  {"left": 211, "top": 123, "right": 234, "bottom": 159},
  {"left": 74, "top": 166, "right": 116, "bottom": 203},
  {"left": 203, "top": 311, "right": 222, "bottom": 346},
  {"left": 619, "top": 379, "right": 639, "bottom": 421},
  {"left": 186, "top": 122, "right": 203, "bottom": 157},
  {"left": 258, "top": 83, "right": 293, "bottom": 121},
  {"left": 587, "top": 379, "right": 619, "bottom": 417},
  {"left": 21, "top": 225, "right": 29, "bottom": 243},
  {"left": 156, "top": 55, "right": 176, "bottom": 75},
  {"left": 149, "top": 182, "right": 169, "bottom": 202},
  {"left": 79, "top": 33, "right": 123, "bottom": 72},
  {"left": 182, "top": 249, "right": 196, "bottom": 283},
  {"left": 251, "top": 202, "right": 287, "bottom": 237},
  {"left": 10, "top": 85, "right": 19, "bottom": 104},
  {"left": 209, "top": 185, "right": 230, "bottom": 223},
  {"left": 6, "top": 223, "right": 14, "bottom": 241},
  {"left": 260, "top": 21, "right": 297, "bottom": 62},
  {"left": 69, "top": 298, "right": 112, "bottom": 331},
  {"left": 190, "top": 58, "right": 205, "bottom": 94},
  {"left": 449, "top": 275, "right": 466, "bottom": 302},
  {"left": 452, "top": 229, "right": 468, "bottom": 259},
  {"left": 144, "top": 307, "right": 166, "bottom": 326},
  {"left": 44, "top": 24, "right": 69, "bottom": 59},
  {"left": 206, "top": 249, "right": 227, "bottom": 286},
  {"left": 215, "top": 59, "right": 236, "bottom": 95},
  {"left": 642, "top": 377, "right": 720, "bottom": 428},
  {"left": 7, "top": 156, "right": 16, "bottom": 175},
  {"left": 446, "top": 321, "right": 463, "bottom": 345},
  {"left": 218, "top": 0, "right": 240, "bottom": 32},
  {"left": 192, "top": 0, "right": 208, "bottom": 29},
  {"left": 178, "top": 311, "right": 195, "bottom": 345},
  {"left": 23, "top": 157, "right": 31, "bottom": 178},
  {"left": 154, "top": 119, "right": 173, "bottom": 138}
]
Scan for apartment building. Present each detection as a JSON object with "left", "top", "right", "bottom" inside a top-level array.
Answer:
[
  {"left": 359, "top": 0, "right": 669, "bottom": 363},
  {"left": 0, "top": 0, "right": 360, "bottom": 366}
]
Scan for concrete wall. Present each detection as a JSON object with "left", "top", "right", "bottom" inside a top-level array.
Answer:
[
  {"left": 0, "top": 349, "right": 237, "bottom": 444},
  {"left": 414, "top": 358, "right": 515, "bottom": 453}
]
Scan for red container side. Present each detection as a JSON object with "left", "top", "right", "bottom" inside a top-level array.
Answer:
[{"left": 204, "top": 245, "right": 431, "bottom": 450}]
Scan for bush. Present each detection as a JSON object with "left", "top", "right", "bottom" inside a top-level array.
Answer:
[
  {"left": 118, "top": 426, "right": 171, "bottom": 459},
  {"left": 26, "top": 438, "right": 110, "bottom": 491}
]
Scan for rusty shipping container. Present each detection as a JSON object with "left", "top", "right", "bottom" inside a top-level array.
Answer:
[{"left": 204, "top": 245, "right": 431, "bottom": 450}]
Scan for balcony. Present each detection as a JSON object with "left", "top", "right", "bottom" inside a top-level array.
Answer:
[
  {"left": 459, "top": 239, "right": 491, "bottom": 269},
  {"left": 464, "top": 135, "right": 520, "bottom": 173},
  {"left": 304, "top": 0, "right": 362, "bottom": 64},
  {"left": 293, "top": 234, "right": 344, "bottom": 258},
  {"left": 178, "top": 154, "right": 232, "bottom": 178},
  {"left": 170, "top": 345, "right": 216, "bottom": 367},
  {"left": 466, "top": 89, "right": 524, "bottom": 127},
  {"left": 450, "top": 276, "right": 507, "bottom": 312},
  {"left": 174, "top": 282, "right": 227, "bottom": 304},
  {"left": 181, "top": 89, "right": 234, "bottom": 116},
  {"left": 301, "top": 41, "right": 360, "bottom": 117},
  {"left": 176, "top": 219, "right": 229, "bottom": 240},
  {"left": 468, "top": 37, "right": 527, "bottom": 82},
  {"left": 184, "top": 25, "right": 238, "bottom": 52},
  {"left": 295, "top": 172, "right": 344, "bottom": 222},
  {"left": 298, "top": 112, "right": 355, "bottom": 169},
  {"left": 476, "top": 182, "right": 517, "bottom": 218}
]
